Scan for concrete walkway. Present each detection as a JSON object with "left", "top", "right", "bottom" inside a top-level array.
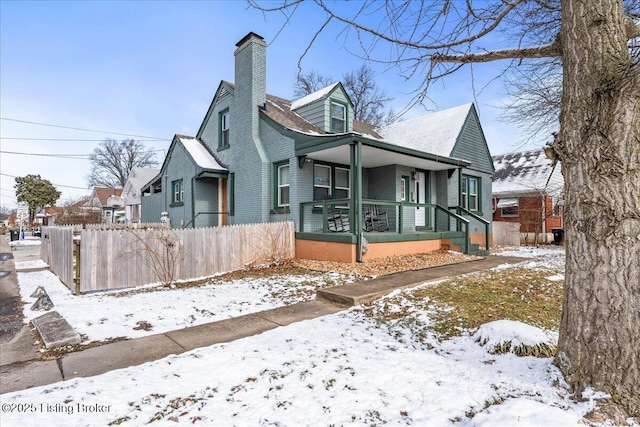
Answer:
[{"left": 0, "top": 253, "right": 525, "bottom": 395}]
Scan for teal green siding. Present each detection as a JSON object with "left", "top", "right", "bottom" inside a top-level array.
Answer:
[{"left": 450, "top": 107, "right": 495, "bottom": 175}]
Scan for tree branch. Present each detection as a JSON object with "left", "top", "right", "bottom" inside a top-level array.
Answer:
[
  {"left": 312, "top": 0, "right": 527, "bottom": 51},
  {"left": 625, "top": 15, "right": 640, "bottom": 39},
  {"left": 432, "top": 42, "right": 561, "bottom": 63}
]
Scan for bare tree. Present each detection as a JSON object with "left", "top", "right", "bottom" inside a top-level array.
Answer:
[
  {"left": 294, "top": 65, "right": 394, "bottom": 126},
  {"left": 250, "top": 0, "right": 640, "bottom": 417},
  {"left": 293, "top": 70, "right": 333, "bottom": 98},
  {"left": 127, "top": 227, "right": 182, "bottom": 287},
  {"left": 87, "top": 139, "right": 159, "bottom": 189}
]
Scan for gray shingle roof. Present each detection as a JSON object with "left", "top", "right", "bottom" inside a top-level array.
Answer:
[
  {"left": 492, "top": 149, "right": 563, "bottom": 196},
  {"left": 377, "top": 103, "right": 473, "bottom": 157}
]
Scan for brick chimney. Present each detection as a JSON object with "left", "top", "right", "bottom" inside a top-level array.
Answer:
[
  {"left": 234, "top": 32, "right": 267, "bottom": 129},
  {"left": 233, "top": 32, "right": 269, "bottom": 222}
]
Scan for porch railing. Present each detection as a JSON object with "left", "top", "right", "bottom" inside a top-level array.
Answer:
[
  {"left": 299, "top": 199, "right": 471, "bottom": 252},
  {"left": 450, "top": 206, "right": 491, "bottom": 251}
]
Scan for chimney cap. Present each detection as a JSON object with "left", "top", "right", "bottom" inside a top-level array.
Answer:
[{"left": 236, "top": 32, "right": 264, "bottom": 47}]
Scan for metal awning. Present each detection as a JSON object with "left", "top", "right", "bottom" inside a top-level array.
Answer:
[{"left": 497, "top": 198, "right": 518, "bottom": 208}]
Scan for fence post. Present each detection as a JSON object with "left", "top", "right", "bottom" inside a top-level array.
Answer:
[{"left": 74, "top": 239, "right": 81, "bottom": 295}]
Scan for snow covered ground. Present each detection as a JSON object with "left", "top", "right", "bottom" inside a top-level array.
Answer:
[
  {"left": 16, "top": 268, "right": 357, "bottom": 343},
  {"left": 2, "top": 245, "right": 634, "bottom": 426}
]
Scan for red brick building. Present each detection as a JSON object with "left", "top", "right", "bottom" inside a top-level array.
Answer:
[{"left": 492, "top": 149, "right": 564, "bottom": 244}]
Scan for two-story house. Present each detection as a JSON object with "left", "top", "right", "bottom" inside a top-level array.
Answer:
[{"left": 141, "top": 32, "right": 494, "bottom": 262}]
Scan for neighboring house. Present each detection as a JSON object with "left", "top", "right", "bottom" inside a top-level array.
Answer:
[
  {"left": 492, "top": 149, "right": 564, "bottom": 243},
  {"left": 141, "top": 32, "right": 494, "bottom": 262},
  {"left": 35, "top": 206, "right": 59, "bottom": 226},
  {"left": 122, "top": 167, "right": 160, "bottom": 224},
  {"left": 86, "top": 187, "right": 124, "bottom": 223}
]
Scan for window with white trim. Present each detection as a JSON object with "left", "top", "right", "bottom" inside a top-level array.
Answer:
[
  {"left": 461, "top": 175, "right": 480, "bottom": 211},
  {"left": 219, "top": 109, "right": 230, "bottom": 148},
  {"left": 400, "top": 176, "right": 408, "bottom": 201},
  {"left": 172, "top": 180, "right": 183, "bottom": 204},
  {"left": 330, "top": 101, "right": 346, "bottom": 133},
  {"left": 276, "top": 163, "right": 290, "bottom": 207}
]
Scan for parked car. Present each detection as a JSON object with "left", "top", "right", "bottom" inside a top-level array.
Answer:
[{"left": 32, "top": 226, "right": 42, "bottom": 237}]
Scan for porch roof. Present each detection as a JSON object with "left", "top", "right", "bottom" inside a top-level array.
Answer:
[{"left": 294, "top": 133, "right": 470, "bottom": 171}]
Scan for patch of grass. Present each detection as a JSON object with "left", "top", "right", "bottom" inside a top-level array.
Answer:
[
  {"left": 360, "top": 266, "right": 564, "bottom": 341},
  {"left": 418, "top": 267, "right": 563, "bottom": 337}
]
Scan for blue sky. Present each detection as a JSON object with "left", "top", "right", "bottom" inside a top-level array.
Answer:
[{"left": 1, "top": 0, "right": 533, "bottom": 207}]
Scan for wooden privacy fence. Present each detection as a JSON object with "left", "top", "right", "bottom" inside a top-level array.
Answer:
[
  {"left": 492, "top": 221, "right": 521, "bottom": 247},
  {"left": 43, "top": 222, "right": 295, "bottom": 294},
  {"left": 41, "top": 226, "right": 75, "bottom": 290}
]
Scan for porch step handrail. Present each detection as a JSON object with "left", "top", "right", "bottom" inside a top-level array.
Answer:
[
  {"left": 450, "top": 205, "right": 490, "bottom": 251},
  {"left": 435, "top": 204, "right": 470, "bottom": 254},
  {"left": 183, "top": 211, "right": 229, "bottom": 229}
]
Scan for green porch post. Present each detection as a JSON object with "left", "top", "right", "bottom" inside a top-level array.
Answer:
[{"left": 354, "top": 140, "right": 363, "bottom": 262}]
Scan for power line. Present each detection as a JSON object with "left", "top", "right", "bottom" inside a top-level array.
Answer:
[
  {"left": 0, "top": 117, "right": 167, "bottom": 140},
  {"left": 1, "top": 137, "right": 171, "bottom": 142},
  {"left": 1, "top": 151, "right": 90, "bottom": 159},
  {"left": 0, "top": 149, "right": 166, "bottom": 158},
  {"left": 0, "top": 172, "right": 89, "bottom": 190}
]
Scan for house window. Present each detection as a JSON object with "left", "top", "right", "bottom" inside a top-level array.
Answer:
[
  {"left": 461, "top": 175, "right": 480, "bottom": 211},
  {"left": 501, "top": 206, "right": 519, "bottom": 217},
  {"left": 275, "top": 162, "right": 290, "bottom": 208},
  {"left": 330, "top": 101, "right": 346, "bottom": 133},
  {"left": 313, "top": 164, "right": 332, "bottom": 200},
  {"left": 172, "top": 180, "right": 184, "bottom": 205},
  {"left": 219, "top": 109, "right": 230, "bottom": 148},
  {"left": 497, "top": 198, "right": 518, "bottom": 217},
  {"left": 313, "top": 163, "right": 351, "bottom": 208},
  {"left": 400, "top": 176, "right": 409, "bottom": 201},
  {"left": 334, "top": 167, "right": 350, "bottom": 199}
]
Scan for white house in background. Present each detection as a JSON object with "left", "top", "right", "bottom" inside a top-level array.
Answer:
[{"left": 122, "top": 167, "right": 160, "bottom": 224}]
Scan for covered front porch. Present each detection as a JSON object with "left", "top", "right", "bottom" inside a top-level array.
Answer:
[{"left": 292, "top": 134, "right": 491, "bottom": 263}]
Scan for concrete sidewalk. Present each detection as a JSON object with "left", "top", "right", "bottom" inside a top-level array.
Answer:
[{"left": 0, "top": 254, "right": 525, "bottom": 395}]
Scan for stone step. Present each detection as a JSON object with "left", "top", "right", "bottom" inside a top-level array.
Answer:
[{"left": 31, "top": 311, "right": 81, "bottom": 349}]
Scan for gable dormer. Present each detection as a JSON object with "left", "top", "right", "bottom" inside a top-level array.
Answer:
[{"left": 290, "top": 82, "right": 353, "bottom": 133}]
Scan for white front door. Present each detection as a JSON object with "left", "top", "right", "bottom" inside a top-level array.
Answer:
[{"left": 415, "top": 172, "right": 426, "bottom": 227}]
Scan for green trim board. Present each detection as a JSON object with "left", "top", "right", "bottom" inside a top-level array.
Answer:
[
  {"left": 295, "top": 134, "right": 471, "bottom": 168},
  {"left": 196, "top": 171, "right": 229, "bottom": 179},
  {"left": 295, "top": 232, "right": 357, "bottom": 243},
  {"left": 295, "top": 230, "right": 466, "bottom": 244}
]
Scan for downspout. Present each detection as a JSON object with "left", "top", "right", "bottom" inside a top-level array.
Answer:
[
  {"left": 191, "top": 176, "right": 197, "bottom": 228},
  {"left": 541, "top": 195, "right": 546, "bottom": 242},
  {"left": 458, "top": 167, "right": 463, "bottom": 207},
  {"left": 164, "top": 174, "right": 169, "bottom": 216}
]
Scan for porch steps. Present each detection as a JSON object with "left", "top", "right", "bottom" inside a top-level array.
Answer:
[{"left": 442, "top": 238, "right": 489, "bottom": 256}]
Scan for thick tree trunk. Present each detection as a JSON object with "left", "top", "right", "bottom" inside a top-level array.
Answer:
[{"left": 555, "top": 0, "right": 640, "bottom": 415}]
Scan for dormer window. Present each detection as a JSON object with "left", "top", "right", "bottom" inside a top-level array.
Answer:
[
  {"left": 219, "top": 109, "right": 230, "bottom": 149},
  {"left": 331, "top": 101, "right": 346, "bottom": 133}
]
